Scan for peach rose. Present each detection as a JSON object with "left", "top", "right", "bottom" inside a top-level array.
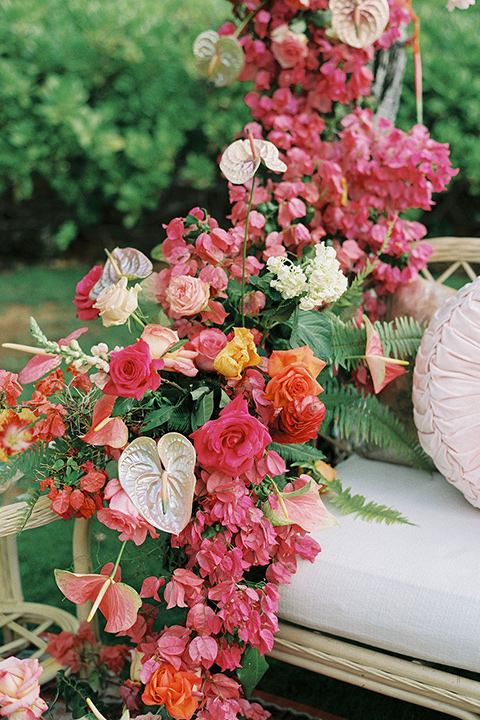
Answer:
[
  {"left": 0, "top": 657, "right": 47, "bottom": 720},
  {"left": 270, "top": 24, "right": 309, "bottom": 69},
  {"left": 264, "top": 346, "right": 326, "bottom": 408},
  {"left": 141, "top": 324, "right": 178, "bottom": 358},
  {"left": 142, "top": 663, "right": 200, "bottom": 720},
  {"left": 94, "top": 277, "right": 140, "bottom": 327},
  {"left": 214, "top": 327, "right": 262, "bottom": 380},
  {"left": 166, "top": 276, "right": 210, "bottom": 317}
]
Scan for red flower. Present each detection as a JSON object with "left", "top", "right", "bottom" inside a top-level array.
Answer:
[
  {"left": 103, "top": 340, "right": 164, "bottom": 401},
  {"left": 0, "top": 370, "right": 23, "bottom": 406},
  {"left": 271, "top": 395, "right": 326, "bottom": 444},
  {"left": 73, "top": 265, "right": 103, "bottom": 320}
]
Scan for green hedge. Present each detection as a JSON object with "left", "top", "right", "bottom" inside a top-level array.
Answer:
[
  {"left": 397, "top": 0, "right": 480, "bottom": 228},
  {"left": 0, "top": 0, "right": 249, "bottom": 232}
]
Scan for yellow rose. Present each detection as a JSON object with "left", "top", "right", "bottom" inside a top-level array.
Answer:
[{"left": 213, "top": 327, "right": 262, "bottom": 380}]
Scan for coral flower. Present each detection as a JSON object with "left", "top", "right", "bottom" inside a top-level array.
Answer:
[
  {"left": 18, "top": 328, "right": 89, "bottom": 384},
  {"left": 0, "top": 408, "right": 36, "bottom": 463},
  {"left": 55, "top": 562, "right": 141, "bottom": 634},
  {"left": 81, "top": 394, "right": 129, "bottom": 449},
  {"left": 142, "top": 663, "right": 200, "bottom": 720},
  {"left": 364, "top": 316, "right": 408, "bottom": 394}
]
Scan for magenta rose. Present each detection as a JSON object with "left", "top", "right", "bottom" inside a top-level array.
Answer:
[
  {"left": 0, "top": 657, "right": 47, "bottom": 720},
  {"left": 73, "top": 265, "right": 103, "bottom": 320},
  {"left": 104, "top": 339, "right": 164, "bottom": 400},
  {"left": 190, "top": 395, "right": 271, "bottom": 475},
  {"left": 270, "top": 395, "right": 326, "bottom": 444},
  {"left": 188, "top": 329, "right": 228, "bottom": 372}
]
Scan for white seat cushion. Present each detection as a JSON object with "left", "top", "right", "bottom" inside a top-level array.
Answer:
[{"left": 278, "top": 455, "right": 480, "bottom": 672}]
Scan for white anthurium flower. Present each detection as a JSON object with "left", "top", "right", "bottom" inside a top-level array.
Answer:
[{"left": 219, "top": 134, "right": 287, "bottom": 184}]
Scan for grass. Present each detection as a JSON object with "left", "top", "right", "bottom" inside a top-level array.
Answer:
[{"left": 2, "top": 265, "right": 455, "bottom": 720}]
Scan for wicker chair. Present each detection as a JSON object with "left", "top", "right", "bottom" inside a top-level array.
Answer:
[
  {"left": 0, "top": 491, "right": 91, "bottom": 682},
  {"left": 271, "top": 237, "right": 480, "bottom": 720}
]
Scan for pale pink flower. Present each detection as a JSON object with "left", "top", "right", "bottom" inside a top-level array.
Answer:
[
  {"left": 270, "top": 24, "right": 309, "bottom": 69},
  {"left": 164, "top": 569, "right": 204, "bottom": 609},
  {"left": 166, "top": 275, "right": 210, "bottom": 317},
  {"left": 0, "top": 657, "right": 47, "bottom": 720},
  {"left": 94, "top": 277, "right": 141, "bottom": 327},
  {"left": 188, "top": 329, "right": 228, "bottom": 372},
  {"left": 141, "top": 324, "right": 179, "bottom": 358},
  {"left": 97, "top": 479, "right": 159, "bottom": 545}
]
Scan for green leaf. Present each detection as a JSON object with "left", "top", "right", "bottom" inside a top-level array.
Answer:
[
  {"left": 193, "top": 390, "right": 214, "bottom": 430},
  {"left": 236, "top": 646, "right": 269, "bottom": 698},
  {"left": 112, "top": 397, "right": 136, "bottom": 417},
  {"left": 326, "top": 478, "right": 413, "bottom": 525},
  {"left": 290, "top": 308, "right": 333, "bottom": 363},
  {"left": 140, "top": 404, "right": 177, "bottom": 432}
]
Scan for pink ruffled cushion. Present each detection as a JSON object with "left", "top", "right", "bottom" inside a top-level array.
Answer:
[{"left": 413, "top": 277, "right": 480, "bottom": 508}]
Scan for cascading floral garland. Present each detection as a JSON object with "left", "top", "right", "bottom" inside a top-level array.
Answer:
[{"left": 0, "top": 1, "right": 461, "bottom": 719}]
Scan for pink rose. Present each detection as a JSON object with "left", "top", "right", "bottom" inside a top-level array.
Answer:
[
  {"left": 97, "top": 479, "right": 158, "bottom": 545},
  {"left": 73, "top": 265, "right": 102, "bottom": 320},
  {"left": 166, "top": 275, "right": 210, "bottom": 317},
  {"left": 103, "top": 339, "right": 164, "bottom": 400},
  {"left": 270, "top": 24, "right": 309, "bottom": 69},
  {"left": 188, "top": 329, "right": 228, "bottom": 372},
  {"left": 0, "top": 657, "right": 47, "bottom": 720},
  {"left": 190, "top": 395, "right": 271, "bottom": 475}
]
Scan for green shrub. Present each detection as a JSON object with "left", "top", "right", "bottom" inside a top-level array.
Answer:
[
  {"left": 0, "top": 0, "right": 250, "bottom": 231},
  {"left": 397, "top": 0, "right": 480, "bottom": 232}
]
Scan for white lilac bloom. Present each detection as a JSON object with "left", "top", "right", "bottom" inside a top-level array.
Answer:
[
  {"left": 299, "top": 242, "right": 348, "bottom": 310},
  {"left": 267, "top": 256, "right": 308, "bottom": 299}
]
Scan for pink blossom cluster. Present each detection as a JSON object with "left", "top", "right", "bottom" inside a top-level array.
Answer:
[{"left": 212, "top": 0, "right": 457, "bottom": 316}]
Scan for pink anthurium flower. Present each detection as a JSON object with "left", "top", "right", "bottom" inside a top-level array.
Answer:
[
  {"left": 263, "top": 476, "right": 337, "bottom": 533},
  {"left": 81, "top": 394, "right": 129, "bottom": 449},
  {"left": 55, "top": 560, "right": 141, "bottom": 634},
  {"left": 364, "top": 316, "right": 408, "bottom": 394},
  {"left": 18, "top": 328, "right": 89, "bottom": 384}
]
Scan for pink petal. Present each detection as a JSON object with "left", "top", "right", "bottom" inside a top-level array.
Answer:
[
  {"left": 99, "top": 582, "right": 142, "bottom": 633},
  {"left": 55, "top": 569, "right": 107, "bottom": 605},
  {"left": 18, "top": 328, "right": 89, "bottom": 384},
  {"left": 81, "top": 395, "right": 129, "bottom": 448},
  {"left": 364, "top": 316, "right": 407, "bottom": 394},
  {"left": 283, "top": 484, "right": 337, "bottom": 532}
]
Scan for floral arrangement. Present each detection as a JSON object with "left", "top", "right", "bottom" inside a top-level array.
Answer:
[{"left": 0, "top": 0, "right": 460, "bottom": 718}]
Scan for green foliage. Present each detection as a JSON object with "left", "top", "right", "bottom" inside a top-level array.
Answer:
[
  {"left": 290, "top": 308, "right": 334, "bottom": 362},
  {"left": 322, "top": 380, "right": 430, "bottom": 470},
  {"left": 397, "top": 0, "right": 480, "bottom": 225},
  {"left": 237, "top": 647, "right": 269, "bottom": 698},
  {"left": 268, "top": 442, "right": 325, "bottom": 465},
  {"left": 0, "top": 0, "right": 250, "bottom": 235},
  {"left": 326, "top": 478, "right": 412, "bottom": 525}
]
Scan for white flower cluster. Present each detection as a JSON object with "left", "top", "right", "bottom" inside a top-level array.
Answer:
[
  {"left": 267, "top": 242, "right": 347, "bottom": 310},
  {"left": 266, "top": 256, "right": 308, "bottom": 298},
  {"left": 446, "top": 0, "right": 474, "bottom": 9}
]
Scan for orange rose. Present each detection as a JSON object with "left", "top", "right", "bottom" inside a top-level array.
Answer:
[
  {"left": 264, "top": 347, "right": 326, "bottom": 409},
  {"left": 142, "top": 663, "right": 199, "bottom": 720}
]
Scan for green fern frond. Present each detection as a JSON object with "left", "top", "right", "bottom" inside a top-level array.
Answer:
[
  {"left": 326, "top": 478, "right": 412, "bottom": 525},
  {"left": 268, "top": 442, "right": 325, "bottom": 466},
  {"left": 322, "top": 380, "right": 430, "bottom": 470},
  {"left": 16, "top": 487, "right": 42, "bottom": 534},
  {"left": 330, "top": 316, "right": 366, "bottom": 370},
  {"left": 377, "top": 316, "right": 425, "bottom": 358},
  {"left": 329, "top": 259, "right": 377, "bottom": 320},
  {"left": 167, "top": 405, "right": 192, "bottom": 434}
]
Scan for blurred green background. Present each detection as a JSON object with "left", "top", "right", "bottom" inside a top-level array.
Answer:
[{"left": 0, "top": 0, "right": 478, "bottom": 268}]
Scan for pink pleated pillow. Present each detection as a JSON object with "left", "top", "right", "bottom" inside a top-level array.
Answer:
[{"left": 413, "top": 277, "right": 480, "bottom": 508}]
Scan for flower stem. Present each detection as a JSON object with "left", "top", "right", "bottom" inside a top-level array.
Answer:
[
  {"left": 241, "top": 177, "right": 256, "bottom": 326},
  {"left": 111, "top": 539, "right": 127, "bottom": 579},
  {"left": 234, "top": 0, "right": 270, "bottom": 38}
]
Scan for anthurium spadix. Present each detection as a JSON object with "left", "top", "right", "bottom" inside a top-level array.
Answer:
[
  {"left": 364, "top": 315, "right": 408, "bottom": 394},
  {"left": 262, "top": 478, "right": 338, "bottom": 533},
  {"left": 55, "top": 562, "right": 141, "bottom": 634},
  {"left": 118, "top": 433, "right": 196, "bottom": 535}
]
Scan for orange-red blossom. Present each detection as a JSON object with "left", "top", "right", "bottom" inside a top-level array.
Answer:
[
  {"left": 142, "top": 663, "right": 200, "bottom": 720},
  {"left": 264, "top": 346, "right": 326, "bottom": 408}
]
